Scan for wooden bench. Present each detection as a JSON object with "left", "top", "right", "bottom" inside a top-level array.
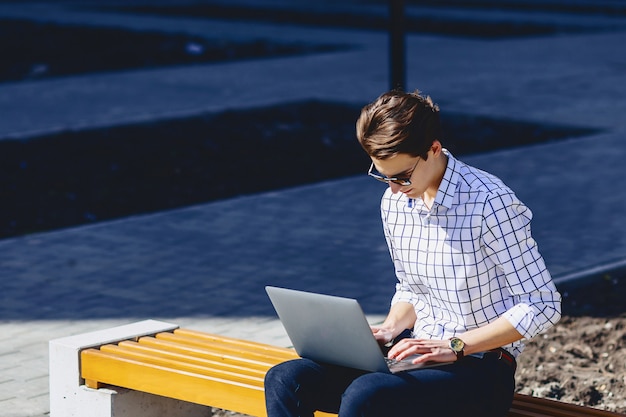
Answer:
[
  {"left": 79, "top": 327, "right": 334, "bottom": 417},
  {"left": 50, "top": 320, "right": 625, "bottom": 417}
]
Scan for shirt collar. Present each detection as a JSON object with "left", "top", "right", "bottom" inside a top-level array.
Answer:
[{"left": 404, "top": 149, "right": 459, "bottom": 210}]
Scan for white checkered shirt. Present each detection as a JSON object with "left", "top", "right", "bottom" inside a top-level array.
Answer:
[{"left": 382, "top": 151, "right": 561, "bottom": 356}]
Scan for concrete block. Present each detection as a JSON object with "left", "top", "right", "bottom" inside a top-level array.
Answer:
[{"left": 49, "top": 319, "right": 211, "bottom": 417}]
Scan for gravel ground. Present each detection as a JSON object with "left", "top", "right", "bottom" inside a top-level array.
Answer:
[{"left": 516, "top": 273, "right": 626, "bottom": 413}]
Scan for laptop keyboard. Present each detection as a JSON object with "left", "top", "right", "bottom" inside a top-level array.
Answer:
[
  {"left": 385, "top": 357, "right": 401, "bottom": 366},
  {"left": 385, "top": 356, "right": 416, "bottom": 369},
  {"left": 385, "top": 355, "right": 429, "bottom": 372}
]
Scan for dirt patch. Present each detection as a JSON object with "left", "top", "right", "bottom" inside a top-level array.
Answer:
[
  {"left": 517, "top": 315, "right": 626, "bottom": 413},
  {"left": 516, "top": 273, "right": 626, "bottom": 413}
]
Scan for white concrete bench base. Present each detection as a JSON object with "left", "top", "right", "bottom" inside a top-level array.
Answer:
[{"left": 49, "top": 319, "right": 210, "bottom": 417}]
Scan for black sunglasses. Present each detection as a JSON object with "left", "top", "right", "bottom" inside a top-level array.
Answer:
[{"left": 367, "top": 158, "right": 420, "bottom": 186}]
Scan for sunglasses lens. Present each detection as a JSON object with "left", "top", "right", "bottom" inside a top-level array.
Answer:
[
  {"left": 370, "top": 173, "right": 387, "bottom": 183},
  {"left": 367, "top": 164, "right": 412, "bottom": 186}
]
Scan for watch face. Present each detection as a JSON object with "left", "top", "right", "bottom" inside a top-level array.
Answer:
[{"left": 450, "top": 337, "right": 464, "bottom": 352}]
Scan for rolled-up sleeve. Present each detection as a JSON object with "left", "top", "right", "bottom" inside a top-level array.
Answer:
[{"left": 482, "top": 193, "right": 561, "bottom": 339}]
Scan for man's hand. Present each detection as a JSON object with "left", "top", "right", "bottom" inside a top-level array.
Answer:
[
  {"left": 387, "top": 338, "right": 457, "bottom": 364},
  {"left": 371, "top": 326, "right": 395, "bottom": 346}
]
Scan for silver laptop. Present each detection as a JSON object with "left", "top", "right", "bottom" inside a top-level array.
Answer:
[{"left": 265, "top": 286, "right": 452, "bottom": 374}]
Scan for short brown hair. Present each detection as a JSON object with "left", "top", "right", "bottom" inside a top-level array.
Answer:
[{"left": 356, "top": 90, "right": 442, "bottom": 160}]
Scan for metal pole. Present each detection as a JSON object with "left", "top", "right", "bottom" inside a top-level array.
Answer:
[{"left": 389, "top": 0, "right": 406, "bottom": 91}]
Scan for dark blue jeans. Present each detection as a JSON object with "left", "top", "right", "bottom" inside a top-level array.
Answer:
[{"left": 264, "top": 353, "right": 515, "bottom": 417}]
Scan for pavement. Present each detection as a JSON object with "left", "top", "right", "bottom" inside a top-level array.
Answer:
[{"left": 1, "top": 1, "right": 626, "bottom": 416}]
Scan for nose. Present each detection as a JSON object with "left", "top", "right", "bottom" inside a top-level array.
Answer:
[{"left": 388, "top": 182, "right": 403, "bottom": 193}]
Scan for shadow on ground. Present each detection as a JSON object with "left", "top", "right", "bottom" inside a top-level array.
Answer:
[{"left": 1, "top": 100, "right": 598, "bottom": 239}]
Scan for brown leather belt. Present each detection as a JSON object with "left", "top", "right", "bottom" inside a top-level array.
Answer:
[{"left": 485, "top": 348, "right": 517, "bottom": 372}]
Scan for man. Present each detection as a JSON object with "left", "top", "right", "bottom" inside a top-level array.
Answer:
[{"left": 264, "top": 90, "right": 561, "bottom": 417}]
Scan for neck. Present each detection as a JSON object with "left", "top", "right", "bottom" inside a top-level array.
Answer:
[{"left": 422, "top": 152, "right": 448, "bottom": 207}]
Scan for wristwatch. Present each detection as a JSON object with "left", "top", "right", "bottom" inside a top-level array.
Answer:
[{"left": 448, "top": 337, "right": 465, "bottom": 360}]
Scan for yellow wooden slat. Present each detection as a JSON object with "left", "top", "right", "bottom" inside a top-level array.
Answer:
[
  {"left": 156, "top": 332, "right": 298, "bottom": 362},
  {"left": 116, "top": 340, "right": 267, "bottom": 378},
  {"left": 175, "top": 329, "right": 298, "bottom": 357},
  {"left": 81, "top": 348, "right": 268, "bottom": 417},
  {"left": 99, "top": 344, "right": 264, "bottom": 387},
  {"left": 137, "top": 336, "right": 291, "bottom": 370},
  {"left": 149, "top": 331, "right": 334, "bottom": 417}
]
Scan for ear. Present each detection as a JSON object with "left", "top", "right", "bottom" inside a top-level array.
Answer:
[{"left": 431, "top": 140, "right": 443, "bottom": 156}]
